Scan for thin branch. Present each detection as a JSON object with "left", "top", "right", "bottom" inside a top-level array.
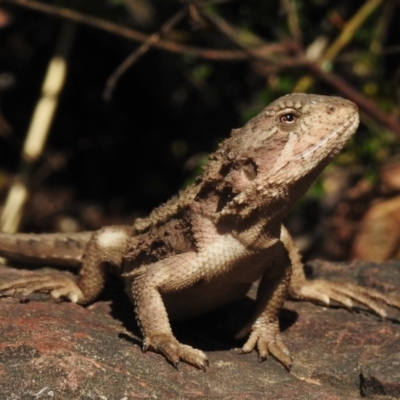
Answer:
[
  {"left": 202, "top": 8, "right": 400, "bottom": 138},
  {"left": 323, "top": 0, "right": 383, "bottom": 61},
  {"left": 0, "top": 0, "right": 258, "bottom": 61},
  {"left": 0, "top": 21, "right": 76, "bottom": 232},
  {"left": 202, "top": 9, "right": 300, "bottom": 64},
  {"left": 336, "top": 45, "right": 400, "bottom": 62},
  {"left": 295, "top": 0, "right": 383, "bottom": 92},
  {"left": 307, "top": 63, "right": 400, "bottom": 137},
  {"left": 103, "top": 8, "right": 187, "bottom": 100},
  {"left": 281, "top": 0, "right": 302, "bottom": 44}
]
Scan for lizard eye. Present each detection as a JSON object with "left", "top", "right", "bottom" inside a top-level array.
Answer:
[{"left": 279, "top": 113, "right": 297, "bottom": 124}]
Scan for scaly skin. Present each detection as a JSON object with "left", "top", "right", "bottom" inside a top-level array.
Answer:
[{"left": 1, "top": 93, "right": 399, "bottom": 370}]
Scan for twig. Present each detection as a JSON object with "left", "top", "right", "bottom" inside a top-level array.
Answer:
[
  {"left": 295, "top": 0, "right": 383, "bottom": 91},
  {"left": 307, "top": 63, "right": 400, "bottom": 137},
  {"left": 202, "top": 8, "right": 400, "bottom": 138},
  {"left": 104, "top": 8, "right": 186, "bottom": 100},
  {"left": 336, "top": 45, "right": 400, "bottom": 62},
  {"left": 0, "top": 0, "right": 256, "bottom": 61},
  {"left": 202, "top": 9, "right": 300, "bottom": 65},
  {"left": 323, "top": 0, "right": 383, "bottom": 61},
  {"left": 281, "top": 0, "right": 302, "bottom": 44},
  {"left": 0, "top": 21, "right": 76, "bottom": 233}
]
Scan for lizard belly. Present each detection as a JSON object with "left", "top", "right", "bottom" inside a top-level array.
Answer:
[
  {"left": 163, "top": 280, "right": 253, "bottom": 320},
  {"left": 163, "top": 235, "right": 277, "bottom": 320}
]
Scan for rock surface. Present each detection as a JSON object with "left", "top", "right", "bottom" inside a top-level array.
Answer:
[{"left": 0, "top": 259, "right": 399, "bottom": 399}]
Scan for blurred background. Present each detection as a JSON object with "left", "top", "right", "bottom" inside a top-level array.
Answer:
[{"left": 0, "top": 0, "right": 400, "bottom": 263}]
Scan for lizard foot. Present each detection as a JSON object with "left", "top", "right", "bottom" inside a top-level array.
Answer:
[
  {"left": 0, "top": 274, "right": 84, "bottom": 304},
  {"left": 236, "top": 320, "right": 292, "bottom": 370},
  {"left": 142, "top": 333, "right": 209, "bottom": 370},
  {"left": 290, "top": 279, "right": 400, "bottom": 318}
]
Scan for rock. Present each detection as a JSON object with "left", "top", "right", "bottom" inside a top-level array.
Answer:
[
  {"left": 351, "top": 195, "right": 400, "bottom": 262},
  {"left": 0, "top": 260, "right": 399, "bottom": 399}
]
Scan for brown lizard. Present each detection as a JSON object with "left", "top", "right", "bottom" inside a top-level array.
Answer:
[{"left": 0, "top": 93, "right": 398, "bottom": 371}]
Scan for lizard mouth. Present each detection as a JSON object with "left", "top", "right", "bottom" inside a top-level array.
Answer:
[{"left": 294, "top": 110, "right": 359, "bottom": 162}]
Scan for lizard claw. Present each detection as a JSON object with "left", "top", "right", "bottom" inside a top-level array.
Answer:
[
  {"left": 290, "top": 279, "right": 400, "bottom": 318},
  {"left": 143, "top": 333, "right": 209, "bottom": 370},
  {"left": 237, "top": 320, "right": 292, "bottom": 370},
  {"left": 142, "top": 342, "right": 148, "bottom": 353}
]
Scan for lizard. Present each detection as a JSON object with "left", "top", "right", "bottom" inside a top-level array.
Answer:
[{"left": 0, "top": 93, "right": 399, "bottom": 371}]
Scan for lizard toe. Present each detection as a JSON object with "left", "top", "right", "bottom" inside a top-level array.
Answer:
[
  {"left": 177, "top": 343, "right": 209, "bottom": 370},
  {"left": 239, "top": 320, "right": 292, "bottom": 370},
  {"left": 50, "top": 282, "right": 84, "bottom": 304},
  {"left": 290, "top": 279, "right": 398, "bottom": 318},
  {"left": 0, "top": 274, "right": 85, "bottom": 304},
  {"left": 143, "top": 333, "right": 208, "bottom": 370}
]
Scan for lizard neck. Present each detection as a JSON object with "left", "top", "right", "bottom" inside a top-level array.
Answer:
[{"left": 215, "top": 164, "right": 327, "bottom": 250}]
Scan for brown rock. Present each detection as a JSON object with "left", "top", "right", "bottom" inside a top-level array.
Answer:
[{"left": 0, "top": 260, "right": 399, "bottom": 399}]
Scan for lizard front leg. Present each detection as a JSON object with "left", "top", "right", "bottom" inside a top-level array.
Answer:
[
  {"left": 129, "top": 252, "right": 209, "bottom": 370},
  {"left": 0, "top": 226, "right": 131, "bottom": 304},
  {"left": 236, "top": 241, "right": 292, "bottom": 370}
]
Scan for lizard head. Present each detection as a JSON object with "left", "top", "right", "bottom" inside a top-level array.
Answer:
[{"left": 208, "top": 93, "right": 359, "bottom": 219}]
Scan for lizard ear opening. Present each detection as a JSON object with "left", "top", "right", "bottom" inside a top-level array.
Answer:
[{"left": 242, "top": 159, "right": 258, "bottom": 181}]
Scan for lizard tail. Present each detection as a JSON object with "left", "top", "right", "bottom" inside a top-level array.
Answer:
[{"left": 0, "top": 231, "right": 93, "bottom": 267}]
